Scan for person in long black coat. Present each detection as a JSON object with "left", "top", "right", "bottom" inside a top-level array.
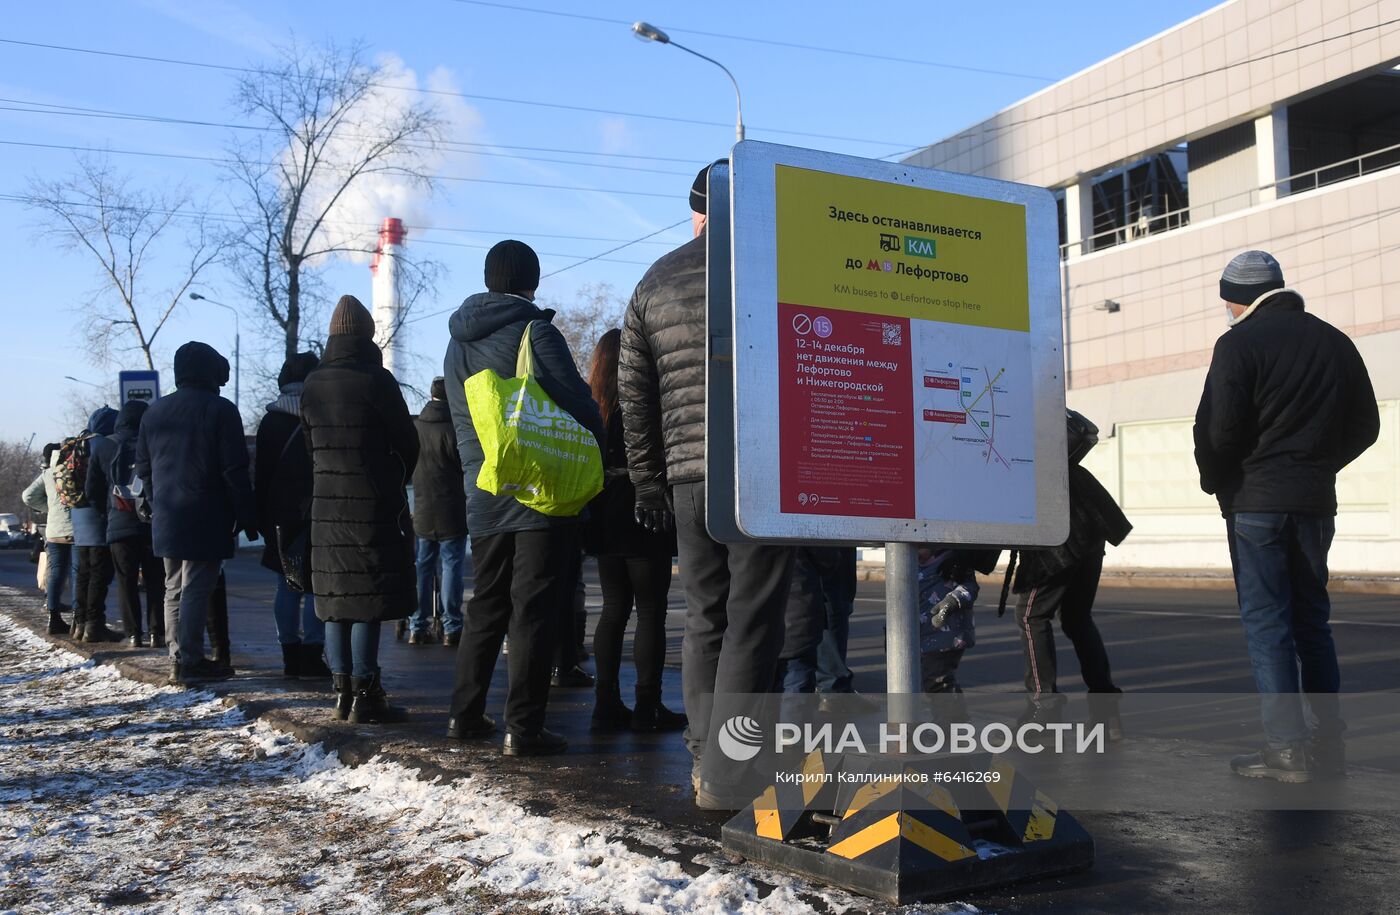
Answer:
[
  {"left": 300, "top": 295, "right": 419, "bottom": 724},
  {"left": 253, "top": 351, "right": 328, "bottom": 679}
]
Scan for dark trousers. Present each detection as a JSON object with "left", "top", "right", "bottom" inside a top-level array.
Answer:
[
  {"left": 44, "top": 541, "right": 74, "bottom": 615},
  {"left": 553, "top": 550, "right": 586, "bottom": 670},
  {"left": 1227, "top": 512, "right": 1341, "bottom": 747},
  {"left": 594, "top": 551, "right": 673, "bottom": 699},
  {"left": 110, "top": 536, "right": 165, "bottom": 639},
  {"left": 1015, "top": 550, "right": 1116, "bottom": 698},
  {"left": 207, "top": 571, "right": 230, "bottom": 660},
  {"left": 74, "top": 545, "right": 114, "bottom": 628},
  {"left": 673, "top": 481, "right": 796, "bottom": 761},
  {"left": 449, "top": 527, "right": 580, "bottom": 734}
]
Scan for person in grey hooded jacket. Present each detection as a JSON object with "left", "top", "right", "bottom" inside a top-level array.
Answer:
[{"left": 442, "top": 240, "right": 604, "bottom": 756}]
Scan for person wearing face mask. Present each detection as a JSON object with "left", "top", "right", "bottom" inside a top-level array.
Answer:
[{"left": 1193, "top": 250, "right": 1379, "bottom": 784}]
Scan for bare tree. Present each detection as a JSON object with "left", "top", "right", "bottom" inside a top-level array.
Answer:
[
  {"left": 540, "top": 282, "right": 628, "bottom": 373},
  {"left": 224, "top": 39, "right": 446, "bottom": 362},
  {"left": 0, "top": 439, "right": 42, "bottom": 523},
  {"left": 25, "top": 156, "right": 224, "bottom": 371}
]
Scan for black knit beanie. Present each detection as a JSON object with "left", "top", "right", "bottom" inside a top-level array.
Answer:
[
  {"left": 689, "top": 158, "right": 729, "bottom": 215},
  {"left": 484, "top": 240, "right": 540, "bottom": 294},
  {"left": 278, "top": 351, "right": 320, "bottom": 388},
  {"left": 1220, "top": 250, "right": 1285, "bottom": 305}
]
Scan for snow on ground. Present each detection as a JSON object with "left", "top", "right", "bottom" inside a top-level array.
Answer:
[{"left": 0, "top": 613, "right": 975, "bottom": 915}]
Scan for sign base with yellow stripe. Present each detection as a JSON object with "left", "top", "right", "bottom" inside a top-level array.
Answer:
[{"left": 721, "top": 751, "right": 1093, "bottom": 904}]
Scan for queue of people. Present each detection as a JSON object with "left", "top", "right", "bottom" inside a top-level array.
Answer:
[{"left": 20, "top": 161, "right": 1378, "bottom": 795}]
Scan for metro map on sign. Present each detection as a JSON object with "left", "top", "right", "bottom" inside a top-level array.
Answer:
[{"left": 912, "top": 321, "right": 1035, "bottom": 523}]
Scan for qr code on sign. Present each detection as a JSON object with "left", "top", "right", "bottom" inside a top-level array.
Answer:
[{"left": 882, "top": 323, "right": 903, "bottom": 346}]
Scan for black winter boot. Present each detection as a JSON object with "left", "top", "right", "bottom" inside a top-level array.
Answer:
[
  {"left": 332, "top": 674, "right": 354, "bottom": 721},
  {"left": 83, "top": 620, "right": 123, "bottom": 643},
  {"left": 298, "top": 644, "right": 333, "bottom": 680},
  {"left": 591, "top": 682, "right": 633, "bottom": 731},
  {"left": 1230, "top": 743, "right": 1313, "bottom": 783},
  {"left": 348, "top": 673, "right": 408, "bottom": 724},
  {"left": 47, "top": 612, "right": 70, "bottom": 636},
  {"left": 281, "top": 644, "right": 301, "bottom": 678},
  {"left": 631, "top": 690, "right": 686, "bottom": 732}
]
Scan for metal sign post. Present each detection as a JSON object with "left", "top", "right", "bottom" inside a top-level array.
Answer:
[{"left": 711, "top": 141, "right": 1091, "bottom": 903}]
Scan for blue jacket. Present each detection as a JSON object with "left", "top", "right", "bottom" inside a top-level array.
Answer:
[
  {"left": 86, "top": 399, "right": 150, "bottom": 545},
  {"left": 442, "top": 292, "right": 604, "bottom": 539},
  {"left": 70, "top": 406, "right": 117, "bottom": 547},
  {"left": 135, "top": 342, "right": 255, "bottom": 561}
]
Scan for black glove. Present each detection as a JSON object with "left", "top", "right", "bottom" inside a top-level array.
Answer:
[{"left": 634, "top": 489, "right": 674, "bottom": 534}]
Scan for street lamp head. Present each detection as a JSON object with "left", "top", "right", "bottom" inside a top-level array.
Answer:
[
  {"left": 632, "top": 21, "right": 670, "bottom": 44},
  {"left": 188, "top": 292, "right": 205, "bottom": 301}
]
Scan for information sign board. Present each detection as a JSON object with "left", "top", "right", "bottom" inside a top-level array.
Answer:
[{"left": 723, "top": 142, "right": 1068, "bottom": 546}]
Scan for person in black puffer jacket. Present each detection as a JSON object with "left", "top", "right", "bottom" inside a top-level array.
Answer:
[
  {"left": 135, "top": 341, "right": 256, "bottom": 685},
  {"left": 254, "top": 351, "right": 329, "bottom": 679},
  {"left": 408, "top": 377, "right": 469, "bottom": 645},
  {"left": 87, "top": 399, "right": 163, "bottom": 647},
  {"left": 619, "top": 162, "right": 797, "bottom": 805},
  {"left": 1194, "top": 250, "right": 1379, "bottom": 783},
  {"left": 301, "top": 296, "right": 419, "bottom": 724},
  {"left": 442, "top": 240, "right": 604, "bottom": 757}
]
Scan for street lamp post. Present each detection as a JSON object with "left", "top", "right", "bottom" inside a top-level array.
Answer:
[
  {"left": 632, "top": 21, "right": 745, "bottom": 144},
  {"left": 188, "top": 292, "right": 240, "bottom": 413}
]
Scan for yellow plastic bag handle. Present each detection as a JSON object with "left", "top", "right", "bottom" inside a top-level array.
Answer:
[{"left": 515, "top": 320, "right": 539, "bottom": 378}]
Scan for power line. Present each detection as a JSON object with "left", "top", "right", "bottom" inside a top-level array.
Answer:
[
  {"left": 0, "top": 97, "right": 706, "bottom": 173},
  {"left": 0, "top": 136, "right": 691, "bottom": 201},
  {"left": 0, "top": 37, "right": 917, "bottom": 148},
  {"left": 541, "top": 219, "right": 688, "bottom": 279},
  {"left": 440, "top": 0, "right": 1055, "bottom": 82},
  {"left": 0, "top": 191, "right": 684, "bottom": 266}
]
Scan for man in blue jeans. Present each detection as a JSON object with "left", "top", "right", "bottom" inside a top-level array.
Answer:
[
  {"left": 410, "top": 377, "right": 468, "bottom": 645},
  {"left": 1194, "top": 250, "right": 1379, "bottom": 782}
]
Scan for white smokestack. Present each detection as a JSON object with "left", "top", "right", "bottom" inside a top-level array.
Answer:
[{"left": 371, "top": 217, "right": 406, "bottom": 377}]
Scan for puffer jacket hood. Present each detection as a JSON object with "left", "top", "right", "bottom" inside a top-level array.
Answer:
[
  {"left": 113, "top": 399, "right": 147, "bottom": 437},
  {"left": 174, "top": 341, "right": 230, "bottom": 391},
  {"left": 449, "top": 292, "right": 555, "bottom": 344},
  {"left": 86, "top": 406, "right": 118, "bottom": 436}
]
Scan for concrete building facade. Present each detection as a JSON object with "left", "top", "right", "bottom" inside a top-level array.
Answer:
[{"left": 905, "top": 0, "right": 1400, "bottom": 571}]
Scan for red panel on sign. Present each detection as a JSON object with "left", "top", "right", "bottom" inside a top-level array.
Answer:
[
  {"left": 923, "top": 375, "right": 960, "bottom": 391},
  {"left": 923, "top": 409, "right": 967, "bottom": 424},
  {"left": 778, "top": 303, "right": 914, "bottom": 518}
]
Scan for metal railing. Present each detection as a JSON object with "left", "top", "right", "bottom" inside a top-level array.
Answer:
[{"left": 1060, "top": 140, "right": 1400, "bottom": 259}]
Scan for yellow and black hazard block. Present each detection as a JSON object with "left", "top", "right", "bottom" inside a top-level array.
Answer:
[{"left": 722, "top": 751, "right": 1093, "bottom": 904}]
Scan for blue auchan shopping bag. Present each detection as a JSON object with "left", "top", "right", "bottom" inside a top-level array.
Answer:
[{"left": 464, "top": 321, "right": 603, "bottom": 517}]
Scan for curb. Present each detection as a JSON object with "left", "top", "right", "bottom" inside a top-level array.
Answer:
[{"left": 854, "top": 562, "right": 1400, "bottom": 595}]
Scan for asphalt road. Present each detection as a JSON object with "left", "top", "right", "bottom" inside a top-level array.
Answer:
[{"left": 3, "top": 547, "right": 1398, "bottom": 913}]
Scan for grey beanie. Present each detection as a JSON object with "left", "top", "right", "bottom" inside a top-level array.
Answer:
[{"left": 1220, "top": 250, "right": 1285, "bottom": 305}]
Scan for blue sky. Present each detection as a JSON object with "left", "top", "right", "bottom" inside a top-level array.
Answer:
[{"left": 2, "top": 0, "right": 1221, "bottom": 445}]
